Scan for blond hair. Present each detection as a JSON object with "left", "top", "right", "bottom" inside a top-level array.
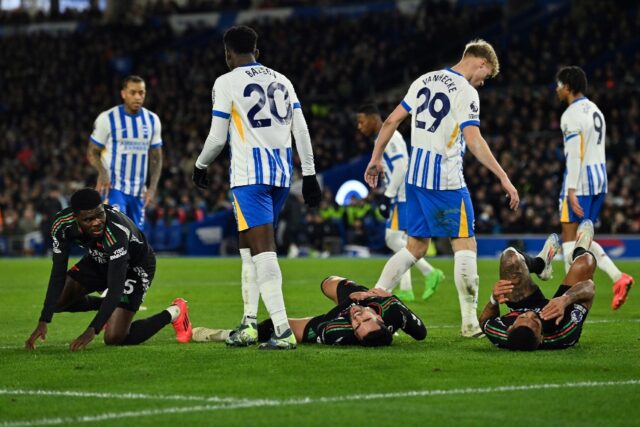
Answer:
[{"left": 462, "top": 39, "right": 500, "bottom": 78}]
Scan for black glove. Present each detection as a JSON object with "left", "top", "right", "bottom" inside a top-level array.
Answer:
[
  {"left": 192, "top": 165, "right": 209, "bottom": 189},
  {"left": 377, "top": 195, "right": 392, "bottom": 219},
  {"left": 302, "top": 175, "right": 321, "bottom": 208}
]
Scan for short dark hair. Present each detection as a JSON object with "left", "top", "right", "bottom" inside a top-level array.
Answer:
[
  {"left": 122, "top": 75, "right": 145, "bottom": 89},
  {"left": 70, "top": 188, "right": 103, "bottom": 213},
  {"left": 557, "top": 66, "right": 587, "bottom": 94},
  {"left": 507, "top": 326, "right": 540, "bottom": 351},
  {"left": 360, "top": 320, "right": 393, "bottom": 347},
  {"left": 223, "top": 25, "right": 258, "bottom": 54},
  {"left": 356, "top": 104, "right": 380, "bottom": 117}
]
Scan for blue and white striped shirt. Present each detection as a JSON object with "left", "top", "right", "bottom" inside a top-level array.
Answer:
[{"left": 90, "top": 105, "right": 163, "bottom": 196}]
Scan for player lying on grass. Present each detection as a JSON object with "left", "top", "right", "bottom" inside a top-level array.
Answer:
[
  {"left": 25, "top": 188, "right": 192, "bottom": 352},
  {"left": 480, "top": 220, "right": 596, "bottom": 351},
  {"left": 192, "top": 276, "right": 427, "bottom": 347}
]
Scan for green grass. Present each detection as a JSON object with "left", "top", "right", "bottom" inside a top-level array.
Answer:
[{"left": 1, "top": 257, "right": 639, "bottom": 426}]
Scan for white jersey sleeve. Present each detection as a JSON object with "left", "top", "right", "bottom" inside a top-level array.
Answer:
[
  {"left": 90, "top": 112, "right": 110, "bottom": 147},
  {"left": 382, "top": 131, "right": 408, "bottom": 202},
  {"left": 288, "top": 80, "right": 315, "bottom": 176},
  {"left": 452, "top": 85, "right": 480, "bottom": 130},
  {"left": 150, "top": 112, "right": 163, "bottom": 148},
  {"left": 196, "top": 77, "right": 232, "bottom": 169},
  {"left": 561, "top": 110, "right": 582, "bottom": 192}
]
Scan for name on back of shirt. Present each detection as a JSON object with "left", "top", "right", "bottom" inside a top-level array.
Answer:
[
  {"left": 421, "top": 73, "right": 459, "bottom": 93},
  {"left": 244, "top": 66, "right": 277, "bottom": 79}
]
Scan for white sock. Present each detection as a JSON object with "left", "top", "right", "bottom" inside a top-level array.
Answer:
[
  {"left": 385, "top": 229, "right": 406, "bottom": 252},
  {"left": 375, "top": 248, "right": 417, "bottom": 291},
  {"left": 399, "top": 270, "right": 413, "bottom": 291},
  {"left": 562, "top": 241, "right": 575, "bottom": 274},
  {"left": 589, "top": 241, "right": 622, "bottom": 282},
  {"left": 253, "top": 252, "right": 289, "bottom": 336},
  {"left": 454, "top": 250, "right": 479, "bottom": 329},
  {"left": 414, "top": 258, "right": 434, "bottom": 276},
  {"left": 166, "top": 305, "right": 180, "bottom": 322},
  {"left": 240, "top": 248, "right": 259, "bottom": 324}
]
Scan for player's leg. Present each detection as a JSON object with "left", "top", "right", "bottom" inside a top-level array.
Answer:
[
  {"left": 57, "top": 257, "right": 107, "bottom": 313},
  {"left": 106, "top": 257, "right": 189, "bottom": 345},
  {"left": 54, "top": 275, "right": 102, "bottom": 313},
  {"left": 451, "top": 237, "right": 482, "bottom": 337},
  {"left": 384, "top": 228, "right": 414, "bottom": 299},
  {"left": 239, "top": 234, "right": 259, "bottom": 326},
  {"left": 374, "top": 185, "right": 428, "bottom": 291},
  {"left": 320, "top": 276, "right": 369, "bottom": 304},
  {"left": 584, "top": 195, "right": 633, "bottom": 309},
  {"left": 445, "top": 187, "right": 482, "bottom": 337},
  {"left": 232, "top": 185, "right": 295, "bottom": 350},
  {"left": 561, "top": 220, "right": 597, "bottom": 311},
  {"left": 127, "top": 194, "right": 145, "bottom": 230}
]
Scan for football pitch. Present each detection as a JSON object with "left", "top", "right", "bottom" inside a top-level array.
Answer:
[{"left": 1, "top": 257, "right": 639, "bottom": 426}]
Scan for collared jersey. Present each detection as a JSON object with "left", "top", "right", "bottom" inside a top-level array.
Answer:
[
  {"left": 210, "top": 62, "right": 301, "bottom": 188},
  {"left": 382, "top": 130, "right": 409, "bottom": 202},
  {"left": 560, "top": 97, "right": 607, "bottom": 196},
  {"left": 401, "top": 68, "right": 480, "bottom": 190},
  {"left": 91, "top": 105, "right": 163, "bottom": 197}
]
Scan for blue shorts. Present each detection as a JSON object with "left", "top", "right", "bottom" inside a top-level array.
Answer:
[
  {"left": 406, "top": 184, "right": 475, "bottom": 238},
  {"left": 559, "top": 193, "right": 605, "bottom": 223},
  {"left": 107, "top": 189, "right": 145, "bottom": 228},
  {"left": 386, "top": 202, "right": 407, "bottom": 231},
  {"left": 231, "top": 185, "right": 290, "bottom": 232}
]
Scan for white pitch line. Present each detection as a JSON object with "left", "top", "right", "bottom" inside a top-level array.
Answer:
[
  {"left": 1, "top": 379, "right": 638, "bottom": 427},
  {"left": 0, "top": 389, "right": 245, "bottom": 404}
]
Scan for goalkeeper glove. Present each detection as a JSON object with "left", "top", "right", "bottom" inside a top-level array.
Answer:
[
  {"left": 192, "top": 165, "right": 209, "bottom": 189},
  {"left": 302, "top": 175, "right": 321, "bottom": 207}
]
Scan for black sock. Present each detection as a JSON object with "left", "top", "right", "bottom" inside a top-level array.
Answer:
[
  {"left": 257, "top": 319, "right": 274, "bottom": 342},
  {"left": 517, "top": 250, "right": 545, "bottom": 275},
  {"left": 121, "top": 311, "right": 171, "bottom": 345},
  {"left": 572, "top": 247, "right": 589, "bottom": 261},
  {"left": 62, "top": 296, "right": 103, "bottom": 312}
]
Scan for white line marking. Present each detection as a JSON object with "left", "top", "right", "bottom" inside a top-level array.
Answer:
[
  {"left": 0, "top": 389, "right": 243, "bottom": 404},
  {"left": 1, "top": 380, "right": 638, "bottom": 427}
]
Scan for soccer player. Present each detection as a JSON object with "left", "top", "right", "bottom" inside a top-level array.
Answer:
[
  {"left": 191, "top": 276, "right": 427, "bottom": 347},
  {"left": 356, "top": 104, "right": 444, "bottom": 302},
  {"left": 87, "top": 75, "right": 163, "bottom": 228},
  {"left": 192, "top": 26, "right": 321, "bottom": 350},
  {"left": 25, "top": 188, "right": 191, "bottom": 352},
  {"left": 480, "top": 221, "right": 595, "bottom": 351},
  {"left": 364, "top": 40, "right": 519, "bottom": 337},
  {"left": 555, "top": 66, "right": 634, "bottom": 310}
]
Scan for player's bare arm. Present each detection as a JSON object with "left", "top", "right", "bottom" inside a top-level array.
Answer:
[
  {"left": 540, "top": 279, "right": 595, "bottom": 324},
  {"left": 478, "top": 279, "right": 513, "bottom": 327},
  {"left": 145, "top": 147, "right": 163, "bottom": 207},
  {"left": 364, "top": 104, "right": 409, "bottom": 188},
  {"left": 462, "top": 125, "right": 519, "bottom": 210},
  {"left": 87, "top": 143, "right": 110, "bottom": 197},
  {"left": 567, "top": 188, "right": 584, "bottom": 218}
]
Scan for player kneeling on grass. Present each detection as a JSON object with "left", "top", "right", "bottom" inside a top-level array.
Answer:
[
  {"left": 192, "top": 276, "right": 427, "bottom": 347},
  {"left": 479, "top": 220, "right": 596, "bottom": 351},
  {"left": 25, "top": 188, "right": 193, "bottom": 352}
]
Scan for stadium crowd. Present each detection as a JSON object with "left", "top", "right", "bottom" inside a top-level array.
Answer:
[{"left": 1, "top": 0, "right": 638, "bottom": 255}]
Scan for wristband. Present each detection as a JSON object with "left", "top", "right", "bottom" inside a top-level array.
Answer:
[{"left": 490, "top": 295, "right": 498, "bottom": 305}]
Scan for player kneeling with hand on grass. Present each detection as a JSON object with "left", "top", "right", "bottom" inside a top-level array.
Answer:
[
  {"left": 25, "top": 188, "right": 192, "bottom": 352},
  {"left": 192, "top": 276, "right": 427, "bottom": 347}
]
